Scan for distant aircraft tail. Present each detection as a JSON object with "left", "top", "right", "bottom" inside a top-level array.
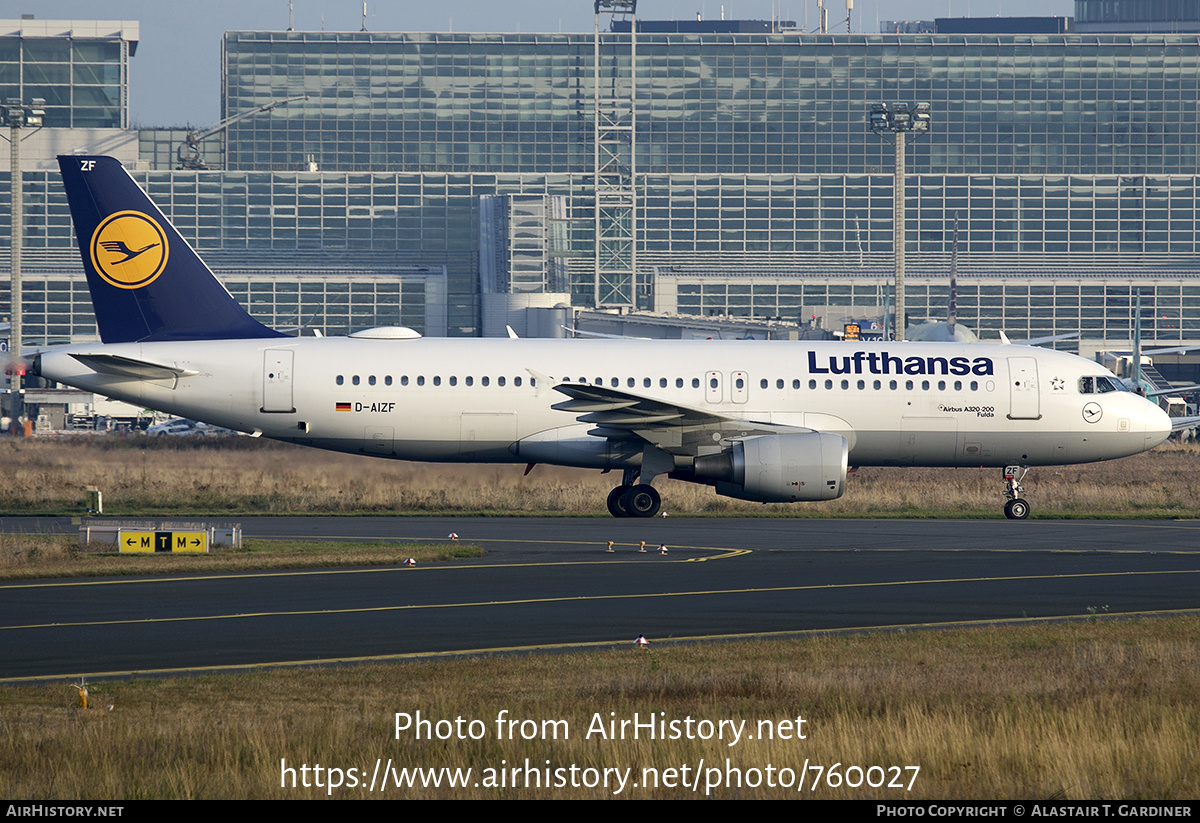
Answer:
[{"left": 57, "top": 155, "right": 285, "bottom": 343}]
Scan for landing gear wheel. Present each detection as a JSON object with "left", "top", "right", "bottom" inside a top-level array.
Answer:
[
  {"left": 621, "top": 484, "right": 661, "bottom": 518},
  {"left": 1004, "top": 498, "right": 1030, "bottom": 520},
  {"left": 607, "top": 485, "right": 633, "bottom": 518}
]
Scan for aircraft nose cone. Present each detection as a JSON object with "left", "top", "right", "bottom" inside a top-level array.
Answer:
[{"left": 1144, "top": 401, "right": 1172, "bottom": 449}]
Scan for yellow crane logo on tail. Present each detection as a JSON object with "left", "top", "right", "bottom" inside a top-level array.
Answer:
[{"left": 89, "top": 210, "right": 169, "bottom": 289}]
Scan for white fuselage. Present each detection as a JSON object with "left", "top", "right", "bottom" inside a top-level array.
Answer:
[{"left": 37, "top": 337, "right": 1171, "bottom": 471}]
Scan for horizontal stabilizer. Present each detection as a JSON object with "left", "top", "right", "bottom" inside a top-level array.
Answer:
[{"left": 71, "top": 353, "right": 198, "bottom": 380}]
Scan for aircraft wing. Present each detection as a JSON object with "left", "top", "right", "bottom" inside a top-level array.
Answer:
[
  {"left": 562, "top": 326, "right": 652, "bottom": 340},
  {"left": 999, "top": 331, "right": 1082, "bottom": 346},
  {"left": 1146, "top": 383, "right": 1200, "bottom": 398},
  {"left": 1169, "top": 415, "right": 1200, "bottom": 432},
  {"left": 551, "top": 382, "right": 808, "bottom": 455},
  {"left": 1144, "top": 344, "right": 1200, "bottom": 356}
]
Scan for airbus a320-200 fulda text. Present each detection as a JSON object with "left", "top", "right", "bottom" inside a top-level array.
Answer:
[{"left": 30, "top": 156, "right": 1172, "bottom": 519}]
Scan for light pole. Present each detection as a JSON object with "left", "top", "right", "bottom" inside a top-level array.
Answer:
[
  {"left": 869, "top": 102, "right": 930, "bottom": 341},
  {"left": 2, "top": 97, "right": 44, "bottom": 432}
]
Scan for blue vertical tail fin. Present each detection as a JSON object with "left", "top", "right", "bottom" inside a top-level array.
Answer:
[{"left": 57, "top": 155, "right": 285, "bottom": 343}]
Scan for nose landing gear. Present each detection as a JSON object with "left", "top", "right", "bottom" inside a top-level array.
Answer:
[{"left": 1003, "top": 465, "right": 1030, "bottom": 520}]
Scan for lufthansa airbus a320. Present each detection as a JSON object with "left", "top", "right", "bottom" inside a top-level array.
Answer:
[{"left": 29, "top": 156, "right": 1173, "bottom": 518}]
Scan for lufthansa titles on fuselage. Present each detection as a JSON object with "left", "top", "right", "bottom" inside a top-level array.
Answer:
[{"left": 807, "top": 350, "right": 995, "bottom": 377}]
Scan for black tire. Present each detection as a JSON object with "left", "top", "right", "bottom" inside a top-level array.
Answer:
[
  {"left": 607, "top": 485, "right": 633, "bottom": 517},
  {"left": 621, "top": 484, "right": 661, "bottom": 518},
  {"left": 1004, "top": 498, "right": 1030, "bottom": 520}
]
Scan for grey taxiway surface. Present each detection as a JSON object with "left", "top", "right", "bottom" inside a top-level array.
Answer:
[{"left": 2, "top": 517, "right": 1198, "bottom": 681}]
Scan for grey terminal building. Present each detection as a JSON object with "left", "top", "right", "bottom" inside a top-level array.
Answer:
[{"left": 4, "top": 7, "right": 1200, "bottom": 386}]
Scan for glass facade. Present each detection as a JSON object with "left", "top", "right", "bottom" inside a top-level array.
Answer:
[
  {"left": 223, "top": 31, "right": 1200, "bottom": 178},
  {"left": 2, "top": 170, "right": 447, "bottom": 345},
  {"left": 656, "top": 270, "right": 1200, "bottom": 341},
  {"left": 1076, "top": 0, "right": 1200, "bottom": 31},
  {"left": 4, "top": 273, "right": 439, "bottom": 346},
  {"left": 0, "top": 20, "right": 135, "bottom": 129},
  {"left": 6, "top": 26, "right": 1200, "bottom": 345}
]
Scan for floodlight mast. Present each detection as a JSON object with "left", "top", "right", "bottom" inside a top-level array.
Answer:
[
  {"left": 2, "top": 97, "right": 45, "bottom": 430},
  {"left": 869, "top": 102, "right": 931, "bottom": 341}
]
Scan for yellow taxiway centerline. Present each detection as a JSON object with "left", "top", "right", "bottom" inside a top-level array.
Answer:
[
  {"left": 3, "top": 606, "right": 1196, "bottom": 685},
  {"left": 3, "top": 567, "right": 1196, "bottom": 632}
]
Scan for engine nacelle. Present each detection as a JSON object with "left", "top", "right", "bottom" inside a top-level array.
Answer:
[{"left": 695, "top": 432, "right": 848, "bottom": 503}]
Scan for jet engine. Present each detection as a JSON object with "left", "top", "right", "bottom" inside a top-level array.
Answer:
[{"left": 690, "top": 432, "right": 848, "bottom": 503}]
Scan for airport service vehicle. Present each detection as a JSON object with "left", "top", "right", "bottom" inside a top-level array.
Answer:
[{"left": 29, "top": 156, "right": 1173, "bottom": 519}]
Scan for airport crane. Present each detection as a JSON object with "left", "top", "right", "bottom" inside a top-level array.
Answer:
[{"left": 176, "top": 95, "right": 307, "bottom": 170}]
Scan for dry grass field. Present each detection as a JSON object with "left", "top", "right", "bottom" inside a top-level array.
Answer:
[
  {"left": 1, "top": 435, "right": 1197, "bottom": 518},
  {"left": 1, "top": 618, "right": 1197, "bottom": 799},
  {"left": 1, "top": 439, "right": 1196, "bottom": 800}
]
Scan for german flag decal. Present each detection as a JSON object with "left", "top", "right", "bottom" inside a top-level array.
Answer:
[{"left": 336, "top": 402, "right": 352, "bottom": 412}]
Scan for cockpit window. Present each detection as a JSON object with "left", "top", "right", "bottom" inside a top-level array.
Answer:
[{"left": 1080, "top": 375, "right": 1123, "bottom": 394}]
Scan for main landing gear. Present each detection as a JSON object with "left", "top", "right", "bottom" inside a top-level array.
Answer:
[
  {"left": 607, "top": 468, "right": 662, "bottom": 518},
  {"left": 1003, "top": 465, "right": 1030, "bottom": 520}
]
